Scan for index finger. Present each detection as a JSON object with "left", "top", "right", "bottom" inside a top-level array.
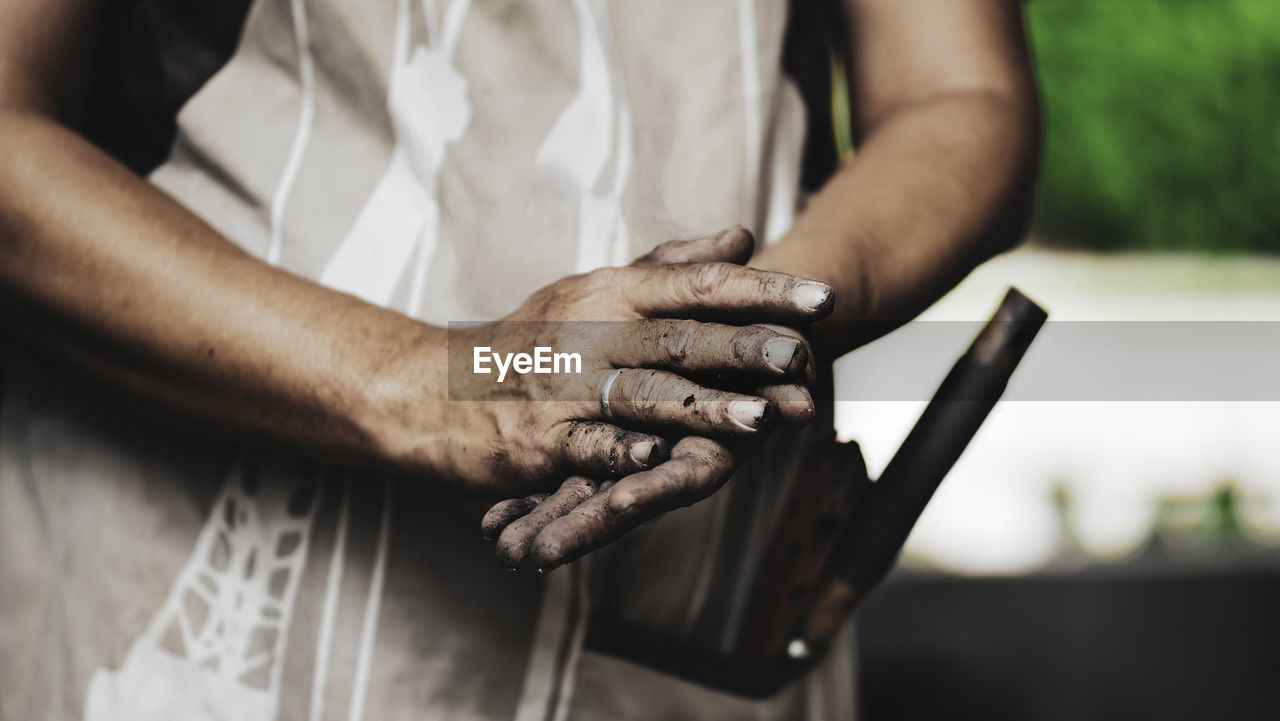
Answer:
[{"left": 621, "top": 263, "right": 834, "bottom": 323}]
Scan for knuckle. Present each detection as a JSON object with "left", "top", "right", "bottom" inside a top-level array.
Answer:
[
  {"left": 570, "top": 422, "right": 607, "bottom": 455},
  {"left": 634, "top": 371, "right": 667, "bottom": 405},
  {"left": 565, "top": 476, "right": 598, "bottom": 499},
  {"left": 681, "top": 436, "right": 731, "bottom": 464},
  {"left": 663, "top": 320, "right": 701, "bottom": 364},
  {"left": 525, "top": 286, "right": 551, "bottom": 305},
  {"left": 686, "top": 262, "right": 731, "bottom": 300},
  {"left": 610, "top": 487, "right": 639, "bottom": 513},
  {"left": 522, "top": 446, "right": 555, "bottom": 479},
  {"left": 586, "top": 266, "right": 618, "bottom": 283},
  {"left": 618, "top": 371, "right": 689, "bottom": 414},
  {"left": 585, "top": 266, "right": 625, "bottom": 291},
  {"left": 615, "top": 473, "right": 664, "bottom": 510}
]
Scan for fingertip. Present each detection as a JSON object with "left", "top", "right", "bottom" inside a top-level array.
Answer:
[
  {"left": 762, "top": 335, "right": 806, "bottom": 374},
  {"left": 628, "top": 440, "right": 655, "bottom": 466},
  {"left": 624, "top": 437, "right": 670, "bottom": 473},
  {"left": 715, "top": 225, "right": 756, "bottom": 264},
  {"left": 529, "top": 536, "right": 564, "bottom": 571},
  {"left": 495, "top": 525, "right": 531, "bottom": 569},
  {"left": 763, "top": 384, "right": 814, "bottom": 426},
  {"left": 792, "top": 282, "right": 834, "bottom": 315},
  {"left": 727, "top": 398, "right": 774, "bottom": 432},
  {"left": 719, "top": 224, "right": 753, "bottom": 243},
  {"left": 495, "top": 541, "right": 524, "bottom": 570},
  {"left": 781, "top": 400, "right": 815, "bottom": 426},
  {"left": 481, "top": 498, "right": 525, "bottom": 540},
  {"left": 648, "top": 438, "right": 672, "bottom": 465},
  {"left": 759, "top": 400, "right": 780, "bottom": 428},
  {"left": 791, "top": 389, "right": 816, "bottom": 425}
]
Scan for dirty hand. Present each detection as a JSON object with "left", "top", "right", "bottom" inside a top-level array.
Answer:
[
  {"left": 481, "top": 230, "right": 827, "bottom": 569},
  {"left": 381, "top": 227, "right": 828, "bottom": 499},
  {"left": 484, "top": 436, "right": 753, "bottom": 570}
]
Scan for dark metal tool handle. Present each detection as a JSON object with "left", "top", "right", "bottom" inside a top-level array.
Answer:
[
  {"left": 794, "top": 287, "right": 1047, "bottom": 655},
  {"left": 585, "top": 288, "right": 1047, "bottom": 698}
]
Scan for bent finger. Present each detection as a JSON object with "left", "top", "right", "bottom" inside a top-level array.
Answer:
[
  {"left": 611, "top": 320, "right": 809, "bottom": 377},
  {"left": 529, "top": 482, "right": 623, "bottom": 572},
  {"left": 552, "top": 421, "right": 671, "bottom": 478},
  {"left": 607, "top": 436, "right": 736, "bottom": 515},
  {"left": 481, "top": 494, "right": 547, "bottom": 540},
  {"left": 531, "top": 437, "right": 740, "bottom": 571},
  {"left": 496, "top": 477, "right": 598, "bottom": 569},
  {"left": 622, "top": 263, "right": 833, "bottom": 323},
  {"left": 629, "top": 226, "right": 754, "bottom": 268},
  {"left": 754, "top": 382, "right": 815, "bottom": 427},
  {"left": 755, "top": 324, "right": 818, "bottom": 386},
  {"left": 597, "top": 368, "right": 776, "bottom": 435}
]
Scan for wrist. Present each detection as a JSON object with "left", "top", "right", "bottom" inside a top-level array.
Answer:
[
  {"left": 347, "top": 317, "right": 454, "bottom": 479},
  {"left": 752, "top": 230, "right": 877, "bottom": 358}
]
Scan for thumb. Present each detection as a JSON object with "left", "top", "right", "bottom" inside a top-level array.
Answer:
[{"left": 629, "top": 225, "right": 755, "bottom": 268}]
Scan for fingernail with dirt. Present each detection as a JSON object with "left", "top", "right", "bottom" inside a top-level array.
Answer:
[
  {"left": 763, "top": 336, "right": 803, "bottom": 373},
  {"left": 629, "top": 440, "right": 655, "bottom": 466},
  {"left": 729, "top": 399, "right": 768, "bottom": 430},
  {"left": 793, "top": 282, "right": 832, "bottom": 311}
]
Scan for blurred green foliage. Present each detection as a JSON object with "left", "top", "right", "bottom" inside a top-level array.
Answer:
[{"left": 1026, "top": 0, "right": 1280, "bottom": 252}]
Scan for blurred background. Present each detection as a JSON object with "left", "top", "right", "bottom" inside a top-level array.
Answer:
[{"left": 833, "top": 1, "right": 1280, "bottom": 718}]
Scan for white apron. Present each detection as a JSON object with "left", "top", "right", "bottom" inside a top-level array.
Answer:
[{"left": 0, "top": 1, "right": 855, "bottom": 718}]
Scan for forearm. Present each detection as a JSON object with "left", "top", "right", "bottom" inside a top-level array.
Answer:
[
  {"left": 754, "top": 88, "right": 1039, "bottom": 356},
  {"left": 0, "top": 108, "right": 446, "bottom": 466}
]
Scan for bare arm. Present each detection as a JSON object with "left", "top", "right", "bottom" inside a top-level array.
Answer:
[
  {"left": 458, "top": 0, "right": 1042, "bottom": 568},
  {"left": 754, "top": 0, "right": 1041, "bottom": 354},
  {"left": 0, "top": 0, "right": 420, "bottom": 463},
  {"left": 0, "top": 0, "right": 830, "bottom": 501}
]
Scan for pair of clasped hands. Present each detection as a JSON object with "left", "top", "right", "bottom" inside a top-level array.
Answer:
[{"left": 448, "top": 227, "right": 831, "bottom": 572}]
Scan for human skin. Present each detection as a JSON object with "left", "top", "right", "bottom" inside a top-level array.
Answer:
[
  {"left": 0, "top": 0, "right": 1040, "bottom": 570},
  {"left": 0, "top": 4, "right": 828, "bottom": 499},
  {"left": 754, "top": 0, "right": 1041, "bottom": 350},
  {"left": 489, "top": 0, "right": 1043, "bottom": 569}
]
